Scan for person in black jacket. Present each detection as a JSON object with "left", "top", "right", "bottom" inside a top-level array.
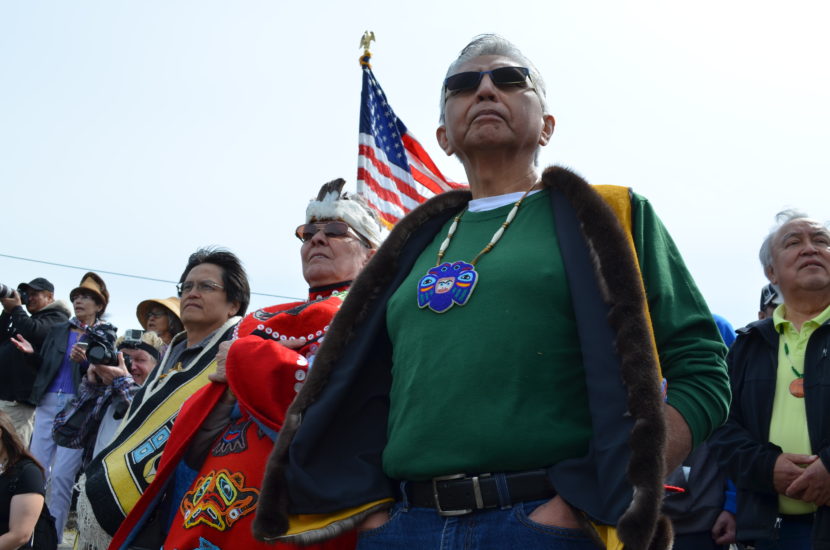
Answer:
[
  {"left": 710, "top": 209, "right": 830, "bottom": 550},
  {"left": 0, "top": 278, "right": 70, "bottom": 445}
]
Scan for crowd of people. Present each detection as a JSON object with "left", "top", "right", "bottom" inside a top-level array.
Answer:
[{"left": 0, "top": 34, "right": 829, "bottom": 550}]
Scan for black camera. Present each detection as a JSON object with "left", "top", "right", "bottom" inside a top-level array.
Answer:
[
  {"left": 84, "top": 322, "right": 120, "bottom": 366},
  {"left": 0, "top": 284, "right": 26, "bottom": 304}
]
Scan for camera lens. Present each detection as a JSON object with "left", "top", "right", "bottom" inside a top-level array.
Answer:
[
  {"left": 88, "top": 343, "right": 116, "bottom": 366},
  {"left": 87, "top": 344, "right": 106, "bottom": 364}
]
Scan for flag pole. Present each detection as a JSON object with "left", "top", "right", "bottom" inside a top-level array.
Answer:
[{"left": 355, "top": 30, "right": 461, "bottom": 229}]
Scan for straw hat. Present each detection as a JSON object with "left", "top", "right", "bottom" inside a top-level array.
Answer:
[
  {"left": 136, "top": 297, "right": 181, "bottom": 330},
  {"left": 69, "top": 272, "right": 110, "bottom": 313}
]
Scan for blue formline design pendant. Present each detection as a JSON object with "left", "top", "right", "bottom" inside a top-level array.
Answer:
[{"left": 417, "top": 261, "right": 478, "bottom": 313}]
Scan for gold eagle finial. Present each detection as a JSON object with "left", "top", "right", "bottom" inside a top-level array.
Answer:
[{"left": 360, "top": 31, "right": 375, "bottom": 53}]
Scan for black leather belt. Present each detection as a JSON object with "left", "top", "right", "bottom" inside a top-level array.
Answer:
[{"left": 403, "top": 469, "right": 555, "bottom": 516}]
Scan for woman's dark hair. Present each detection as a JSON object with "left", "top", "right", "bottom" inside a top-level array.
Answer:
[
  {"left": 0, "top": 411, "right": 45, "bottom": 474},
  {"left": 75, "top": 290, "right": 106, "bottom": 320},
  {"left": 167, "top": 311, "right": 184, "bottom": 336},
  {"left": 179, "top": 247, "right": 250, "bottom": 317}
]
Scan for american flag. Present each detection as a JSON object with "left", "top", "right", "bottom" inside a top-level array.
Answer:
[{"left": 357, "top": 54, "right": 465, "bottom": 228}]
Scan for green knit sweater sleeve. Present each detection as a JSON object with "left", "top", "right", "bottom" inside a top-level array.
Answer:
[{"left": 631, "top": 192, "right": 731, "bottom": 447}]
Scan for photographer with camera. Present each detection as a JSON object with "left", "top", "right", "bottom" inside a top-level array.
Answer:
[
  {"left": 53, "top": 330, "right": 164, "bottom": 471},
  {"left": 0, "top": 278, "right": 70, "bottom": 446},
  {"left": 10, "top": 272, "right": 109, "bottom": 544}
]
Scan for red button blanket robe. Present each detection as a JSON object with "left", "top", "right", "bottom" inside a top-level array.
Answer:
[{"left": 110, "top": 290, "right": 356, "bottom": 550}]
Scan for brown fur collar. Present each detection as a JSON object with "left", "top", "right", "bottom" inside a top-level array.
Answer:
[
  {"left": 542, "top": 166, "right": 669, "bottom": 550},
  {"left": 255, "top": 165, "right": 669, "bottom": 549}
]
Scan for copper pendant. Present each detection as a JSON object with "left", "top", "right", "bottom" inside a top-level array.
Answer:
[{"left": 789, "top": 378, "right": 805, "bottom": 398}]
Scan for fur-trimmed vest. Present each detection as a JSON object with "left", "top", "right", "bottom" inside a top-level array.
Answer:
[{"left": 253, "top": 166, "right": 672, "bottom": 550}]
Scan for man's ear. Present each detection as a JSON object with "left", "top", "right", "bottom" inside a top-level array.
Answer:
[
  {"left": 436, "top": 125, "right": 454, "bottom": 156},
  {"left": 228, "top": 301, "right": 241, "bottom": 318},
  {"left": 765, "top": 266, "right": 777, "bottom": 286},
  {"left": 538, "top": 114, "right": 556, "bottom": 146}
]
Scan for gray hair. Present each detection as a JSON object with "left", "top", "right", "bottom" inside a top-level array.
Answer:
[
  {"left": 439, "top": 34, "right": 548, "bottom": 123},
  {"left": 759, "top": 208, "right": 815, "bottom": 271}
]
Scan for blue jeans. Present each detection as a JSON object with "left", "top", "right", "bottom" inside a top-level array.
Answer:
[
  {"left": 356, "top": 498, "right": 601, "bottom": 550},
  {"left": 31, "top": 391, "right": 84, "bottom": 543}
]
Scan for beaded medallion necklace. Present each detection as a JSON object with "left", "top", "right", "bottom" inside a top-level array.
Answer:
[
  {"left": 778, "top": 325, "right": 805, "bottom": 398},
  {"left": 417, "top": 185, "right": 536, "bottom": 313}
]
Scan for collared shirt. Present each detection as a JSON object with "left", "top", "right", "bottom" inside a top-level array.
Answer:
[
  {"left": 160, "top": 329, "right": 220, "bottom": 376},
  {"left": 769, "top": 302, "right": 830, "bottom": 514}
]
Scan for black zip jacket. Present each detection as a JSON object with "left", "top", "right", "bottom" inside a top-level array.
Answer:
[
  {"left": 28, "top": 321, "right": 87, "bottom": 405},
  {"left": 709, "top": 317, "right": 830, "bottom": 548},
  {"left": 0, "top": 301, "right": 71, "bottom": 404}
]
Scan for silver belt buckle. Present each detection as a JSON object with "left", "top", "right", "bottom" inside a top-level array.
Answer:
[{"left": 432, "top": 473, "right": 486, "bottom": 517}]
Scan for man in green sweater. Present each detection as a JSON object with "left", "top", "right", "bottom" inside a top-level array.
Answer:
[{"left": 253, "top": 34, "right": 729, "bottom": 550}]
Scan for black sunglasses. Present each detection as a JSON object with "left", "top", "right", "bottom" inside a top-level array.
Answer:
[
  {"left": 295, "top": 221, "right": 369, "bottom": 246},
  {"left": 443, "top": 66, "right": 531, "bottom": 93}
]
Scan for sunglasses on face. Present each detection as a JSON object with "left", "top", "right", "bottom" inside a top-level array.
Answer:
[
  {"left": 443, "top": 66, "right": 531, "bottom": 93},
  {"left": 295, "top": 221, "right": 369, "bottom": 246}
]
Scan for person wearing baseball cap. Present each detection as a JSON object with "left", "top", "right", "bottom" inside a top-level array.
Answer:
[
  {"left": 18, "top": 276, "right": 54, "bottom": 295},
  {"left": 5, "top": 277, "right": 57, "bottom": 317},
  {"left": 759, "top": 283, "right": 783, "bottom": 320},
  {"left": 0, "top": 277, "right": 70, "bottom": 444}
]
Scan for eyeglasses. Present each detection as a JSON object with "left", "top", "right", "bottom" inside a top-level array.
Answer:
[
  {"left": 145, "top": 310, "right": 166, "bottom": 320},
  {"left": 176, "top": 280, "right": 224, "bottom": 297},
  {"left": 73, "top": 293, "right": 95, "bottom": 302},
  {"left": 295, "top": 221, "right": 369, "bottom": 247},
  {"left": 443, "top": 66, "right": 531, "bottom": 93}
]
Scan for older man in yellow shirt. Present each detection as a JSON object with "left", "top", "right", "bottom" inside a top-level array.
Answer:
[{"left": 712, "top": 209, "right": 830, "bottom": 550}]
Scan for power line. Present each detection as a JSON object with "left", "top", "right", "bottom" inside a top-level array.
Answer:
[{"left": 0, "top": 252, "right": 302, "bottom": 301}]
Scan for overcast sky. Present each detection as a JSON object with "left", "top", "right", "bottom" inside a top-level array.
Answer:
[{"left": 1, "top": 1, "right": 827, "bottom": 334}]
